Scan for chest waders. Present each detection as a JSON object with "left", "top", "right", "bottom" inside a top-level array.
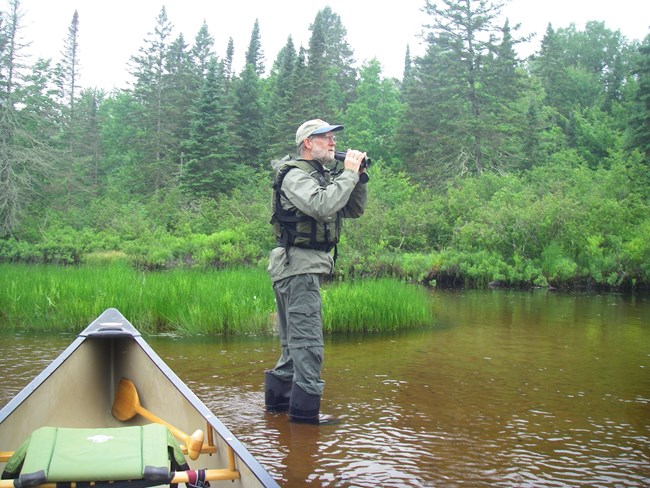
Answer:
[{"left": 266, "top": 159, "right": 343, "bottom": 424}]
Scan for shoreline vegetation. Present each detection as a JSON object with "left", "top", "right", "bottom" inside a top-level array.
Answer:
[
  {"left": 0, "top": 263, "right": 436, "bottom": 335},
  {"left": 1, "top": 160, "right": 648, "bottom": 295}
]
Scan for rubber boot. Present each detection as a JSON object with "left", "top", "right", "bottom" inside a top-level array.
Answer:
[
  {"left": 288, "top": 383, "right": 340, "bottom": 425},
  {"left": 264, "top": 371, "right": 292, "bottom": 412}
]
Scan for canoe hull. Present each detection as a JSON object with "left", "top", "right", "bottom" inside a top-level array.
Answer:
[{"left": 0, "top": 308, "right": 278, "bottom": 488}]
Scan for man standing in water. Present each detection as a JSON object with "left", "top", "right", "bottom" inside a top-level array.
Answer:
[{"left": 264, "top": 119, "right": 368, "bottom": 424}]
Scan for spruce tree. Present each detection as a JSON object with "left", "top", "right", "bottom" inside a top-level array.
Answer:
[
  {"left": 480, "top": 19, "right": 529, "bottom": 169},
  {"left": 401, "top": 45, "right": 414, "bottom": 99},
  {"left": 223, "top": 37, "right": 234, "bottom": 84},
  {"left": 530, "top": 24, "right": 567, "bottom": 113},
  {"left": 398, "top": 37, "right": 459, "bottom": 183},
  {"left": 263, "top": 36, "right": 300, "bottom": 161},
  {"left": 55, "top": 10, "right": 85, "bottom": 208},
  {"left": 306, "top": 7, "right": 357, "bottom": 120},
  {"left": 291, "top": 47, "right": 312, "bottom": 121},
  {"left": 182, "top": 58, "right": 240, "bottom": 196},
  {"left": 400, "top": 0, "right": 528, "bottom": 183},
  {"left": 190, "top": 21, "right": 215, "bottom": 78},
  {"left": 74, "top": 88, "right": 104, "bottom": 194},
  {"left": 245, "top": 19, "right": 265, "bottom": 76},
  {"left": 231, "top": 21, "right": 265, "bottom": 166},
  {"left": 165, "top": 32, "right": 197, "bottom": 171},
  {"left": 129, "top": 6, "right": 175, "bottom": 194},
  {"left": 59, "top": 10, "right": 80, "bottom": 124}
]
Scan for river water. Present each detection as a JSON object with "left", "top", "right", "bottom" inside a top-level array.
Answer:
[{"left": 1, "top": 290, "right": 648, "bottom": 487}]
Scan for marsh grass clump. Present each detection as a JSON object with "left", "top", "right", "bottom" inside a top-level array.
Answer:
[
  {"left": 322, "top": 279, "right": 435, "bottom": 333},
  {"left": 0, "top": 264, "right": 435, "bottom": 334}
]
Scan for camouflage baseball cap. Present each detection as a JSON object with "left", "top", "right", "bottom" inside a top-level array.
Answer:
[{"left": 295, "top": 119, "right": 344, "bottom": 146}]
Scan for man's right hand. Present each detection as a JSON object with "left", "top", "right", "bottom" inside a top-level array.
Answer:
[{"left": 343, "top": 149, "right": 368, "bottom": 174}]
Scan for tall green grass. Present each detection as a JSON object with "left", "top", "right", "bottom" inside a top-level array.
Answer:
[
  {"left": 322, "top": 279, "right": 435, "bottom": 333},
  {"left": 0, "top": 264, "right": 435, "bottom": 334}
]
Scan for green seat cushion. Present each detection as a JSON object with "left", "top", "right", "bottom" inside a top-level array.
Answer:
[{"left": 8, "top": 424, "right": 184, "bottom": 484}]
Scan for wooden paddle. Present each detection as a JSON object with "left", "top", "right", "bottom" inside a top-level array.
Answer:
[{"left": 112, "top": 377, "right": 204, "bottom": 460}]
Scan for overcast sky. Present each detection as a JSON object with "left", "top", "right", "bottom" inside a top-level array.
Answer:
[{"left": 12, "top": 0, "right": 650, "bottom": 91}]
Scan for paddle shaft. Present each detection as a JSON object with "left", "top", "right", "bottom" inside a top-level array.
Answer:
[
  {"left": 133, "top": 401, "right": 204, "bottom": 460},
  {"left": 133, "top": 402, "right": 189, "bottom": 444}
]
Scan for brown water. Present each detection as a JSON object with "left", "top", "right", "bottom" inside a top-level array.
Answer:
[{"left": 1, "top": 290, "right": 649, "bottom": 486}]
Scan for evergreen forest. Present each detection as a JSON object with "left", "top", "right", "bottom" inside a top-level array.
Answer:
[{"left": 2, "top": 0, "right": 650, "bottom": 291}]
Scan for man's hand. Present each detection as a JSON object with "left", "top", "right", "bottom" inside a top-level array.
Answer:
[{"left": 343, "top": 149, "right": 368, "bottom": 174}]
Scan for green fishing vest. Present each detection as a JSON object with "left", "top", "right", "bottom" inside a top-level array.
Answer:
[{"left": 271, "top": 159, "right": 342, "bottom": 253}]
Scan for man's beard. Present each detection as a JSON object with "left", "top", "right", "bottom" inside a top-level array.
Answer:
[{"left": 312, "top": 146, "right": 335, "bottom": 164}]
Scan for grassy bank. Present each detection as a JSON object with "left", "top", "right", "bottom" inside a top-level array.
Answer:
[{"left": 0, "top": 263, "right": 435, "bottom": 335}]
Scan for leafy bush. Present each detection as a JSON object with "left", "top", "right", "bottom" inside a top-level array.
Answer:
[{"left": 541, "top": 241, "right": 578, "bottom": 286}]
